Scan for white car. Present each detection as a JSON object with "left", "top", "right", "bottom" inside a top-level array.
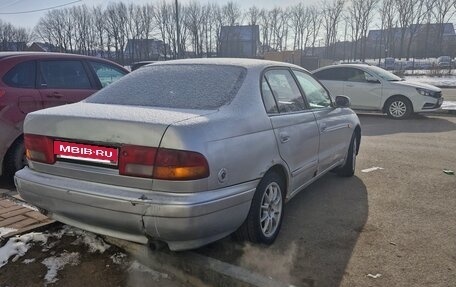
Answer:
[{"left": 313, "top": 64, "right": 443, "bottom": 119}]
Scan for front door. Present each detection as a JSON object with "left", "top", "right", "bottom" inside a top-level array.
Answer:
[
  {"left": 292, "top": 70, "right": 353, "bottom": 173},
  {"left": 342, "top": 68, "right": 382, "bottom": 110},
  {"left": 262, "top": 69, "right": 320, "bottom": 193}
]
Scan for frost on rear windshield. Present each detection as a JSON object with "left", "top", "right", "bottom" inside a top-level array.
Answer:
[{"left": 86, "top": 64, "right": 246, "bottom": 109}]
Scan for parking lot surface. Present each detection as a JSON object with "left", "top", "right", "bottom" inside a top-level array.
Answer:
[
  {"left": 1, "top": 113, "right": 455, "bottom": 287},
  {"left": 197, "top": 113, "right": 456, "bottom": 287}
]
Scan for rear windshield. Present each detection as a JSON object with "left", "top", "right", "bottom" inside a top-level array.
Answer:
[{"left": 86, "top": 64, "right": 246, "bottom": 109}]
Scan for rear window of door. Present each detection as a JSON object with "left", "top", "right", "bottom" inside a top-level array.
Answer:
[
  {"left": 314, "top": 67, "right": 348, "bottom": 81},
  {"left": 89, "top": 61, "right": 126, "bottom": 88},
  {"left": 3, "top": 61, "right": 36, "bottom": 88},
  {"left": 264, "top": 69, "right": 306, "bottom": 113},
  {"left": 39, "top": 60, "right": 92, "bottom": 89}
]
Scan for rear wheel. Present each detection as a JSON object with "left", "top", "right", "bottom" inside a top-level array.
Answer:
[
  {"left": 234, "top": 171, "right": 285, "bottom": 244},
  {"left": 4, "top": 137, "right": 26, "bottom": 178},
  {"left": 385, "top": 96, "right": 413, "bottom": 119},
  {"left": 336, "top": 133, "right": 357, "bottom": 177}
]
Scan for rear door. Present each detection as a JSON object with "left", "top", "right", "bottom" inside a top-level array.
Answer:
[
  {"left": 292, "top": 69, "right": 352, "bottom": 174},
  {"left": 1, "top": 60, "right": 42, "bottom": 119},
  {"left": 313, "top": 67, "right": 345, "bottom": 99},
  {"left": 262, "top": 69, "right": 320, "bottom": 192},
  {"left": 38, "top": 59, "right": 97, "bottom": 108}
]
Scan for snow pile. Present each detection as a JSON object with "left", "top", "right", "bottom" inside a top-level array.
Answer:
[
  {"left": 0, "top": 232, "right": 50, "bottom": 268},
  {"left": 42, "top": 252, "right": 80, "bottom": 284},
  {"left": 0, "top": 227, "right": 17, "bottom": 237}
]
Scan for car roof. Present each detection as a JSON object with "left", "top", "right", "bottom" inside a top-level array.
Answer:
[
  {"left": 0, "top": 52, "right": 127, "bottom": 70},
  {"left": 313, "top": 63, "right": 373, "bottom": 72},
  {"left": 149, "top": 58, "right": 305, "bottom": 70}
]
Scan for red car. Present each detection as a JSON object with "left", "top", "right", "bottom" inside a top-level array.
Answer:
[{"left": 0, "top": 52, "right": 128, "bottom": 178}]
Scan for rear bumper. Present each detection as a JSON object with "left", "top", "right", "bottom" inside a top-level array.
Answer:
[{"left": 15, "top": 167, "right": 257, "bottom": 250}]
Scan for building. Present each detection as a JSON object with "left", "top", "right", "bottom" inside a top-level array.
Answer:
[
  {"left": 26, "top": 42, "right": 60, "bottom": 52},
  {"left": 124, "top": 38, "right": 169, "bottom": 62},
  {"left": 0, "top": 41, "right": 26, "bottom": 51},
  {"left": 219, "top": 25, "right": 260, "bottom": 58}
]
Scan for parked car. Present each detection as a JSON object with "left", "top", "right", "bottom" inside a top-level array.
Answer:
[
  {"left": 437, "top": 56, "right": 451, "bottom": 69},
  {"left": 313, "top": 64, "right": 443, "bottom": 119},
  {"left": 15, "top": 59, "right": 361, "bottom": 251},
  {"left": 0, "top": 52, "right": 128, "bottom": 178}
]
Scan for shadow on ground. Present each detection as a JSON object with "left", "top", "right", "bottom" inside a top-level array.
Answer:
[
  {"left": 0, "top": 175, "right": 15, "bottom": 190},
  {"left": 358, "top": 113, "right": 456, "bottom": 136},
  {"left": 197, "top": 173, "right": 368, "bottom": 287}
]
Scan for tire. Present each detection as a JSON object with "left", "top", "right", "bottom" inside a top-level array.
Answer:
[
  {"left": 385, "top": 96, "right": 413, "bottom": 119},
  {"left": 234, "top": 171, "right": 285, "bottom": 244},
  {"left": 336, "top": 133, "right": 357, "bottom": 177},
  {"left": 4, "top": 137, "right": 26, "bottom": 178}
]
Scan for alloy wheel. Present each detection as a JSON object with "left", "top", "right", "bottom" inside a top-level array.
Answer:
[{"left": 259, "top": 182, "right": 283, "bottom": 237}]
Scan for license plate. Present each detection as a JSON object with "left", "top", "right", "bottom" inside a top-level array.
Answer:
[{"left": 54, "top": 140, "right": 118, "bottom": 165}]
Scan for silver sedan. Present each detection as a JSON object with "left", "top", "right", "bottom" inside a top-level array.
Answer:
[{"left": 15, "top": 58, "right": 361, "bottom": 251}]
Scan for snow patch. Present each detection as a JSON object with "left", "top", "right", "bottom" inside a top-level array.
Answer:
[
  {"left": 404, "top": 75, "right": 456, "bottom": 87},
  {"left": 361, "top": 167, "right": 384, "bottom": 173},
  {"left": 42, "top": 252, "right": 80, "bottom": 284},
  {"left": 128, "top": 260, "right": 169, "bottom": 280},
  {"left": 0, "top": 232, "right": 50, "bottom": 268},
  {"left": 110, "top": 252, "right": 127, "bottom": 265},
  {"left": 22, "top": 258, "right": 36, "bottom": 264},
  {"left": 0, "top": 227, "right": 17, "bottom": 237},
  {"left": 67, "top": 227, "right": 110, "bottom": 253},
  {"left": 442, "top": 101, "right": 456, "bottom": 110}
]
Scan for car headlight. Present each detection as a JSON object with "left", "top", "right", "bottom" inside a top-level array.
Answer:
[{"left": 416, "top": 88, "right": 437, "bottom": 97}]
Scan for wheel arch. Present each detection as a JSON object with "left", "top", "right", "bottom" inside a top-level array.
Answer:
[
  {"left": 354, "top": 125, "right": 361, "bottom": 155},
  {"left": 382, "top": 94, "right": 414, "bottom": 113},
  {"left": 2, "top": 134, "right": 24, "bottom": 176},
  {"left": 264, "top": 164, "right": 289, "bottom": 199}
]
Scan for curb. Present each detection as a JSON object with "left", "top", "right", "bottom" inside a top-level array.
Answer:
[{"left": 104, "top": 236, "right": 301, "bottom": 287}]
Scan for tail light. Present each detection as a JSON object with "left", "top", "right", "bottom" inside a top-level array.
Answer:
[
  {"left": 24, "top": 134, "right": 55, "bottom": 164},
  {"left": 154, "top": 148, "right": 209, "bottom": 180},
  {"left": 119, "top": 145, "right": 209, "bottom": 180},
  {"left": 0, "top": 89, "right": 5, "bottom": 98},
  {"left": 119, "top": 145, "right": 157, "bottom": 178}
]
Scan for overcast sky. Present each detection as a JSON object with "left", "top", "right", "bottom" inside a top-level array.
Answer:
[{"left": 0, "top": 0, "right": 317, "bottom": 29}]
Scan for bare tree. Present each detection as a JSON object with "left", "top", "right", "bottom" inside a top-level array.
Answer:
[
  {"left": 222, "top": 2, "right": 242, "bottom": 26},
  {"left": 378, "top": 0, "right": 396, "bottom": 58},
  {"left": 322, "top": 0, "right": 345, "bottom": 58},
  {"left": 432, "top": 0, "right": 456, "bottom": 54},
  {"left": 245, "top": 6, "right": 260, "bottom": 26}
]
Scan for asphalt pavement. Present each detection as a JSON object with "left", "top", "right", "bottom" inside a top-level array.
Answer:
[{"left": 1, "top": 113, "right": 455, "bottom": 287}]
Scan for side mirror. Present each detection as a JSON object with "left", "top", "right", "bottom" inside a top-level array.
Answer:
[
  {"left": 366, "top": 79, "right": 381, "bottom": 84},
  {"left": 334, "top": 95, "right": 351, "bottom": 108}
]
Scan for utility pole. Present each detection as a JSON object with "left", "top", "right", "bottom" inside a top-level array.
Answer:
[{"left": 175, "top": 0, "right": 180, "bottom": 59}]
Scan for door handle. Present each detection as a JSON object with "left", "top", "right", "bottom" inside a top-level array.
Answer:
[
  {"left": 279, "top": 132, "right": 290, "bottom": 143},
  {"left": 47, "top": 92, "right": 63, "bottom": 99},
  {"left": 346, "top": 84, "right": 354, "bottom": 87}
]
